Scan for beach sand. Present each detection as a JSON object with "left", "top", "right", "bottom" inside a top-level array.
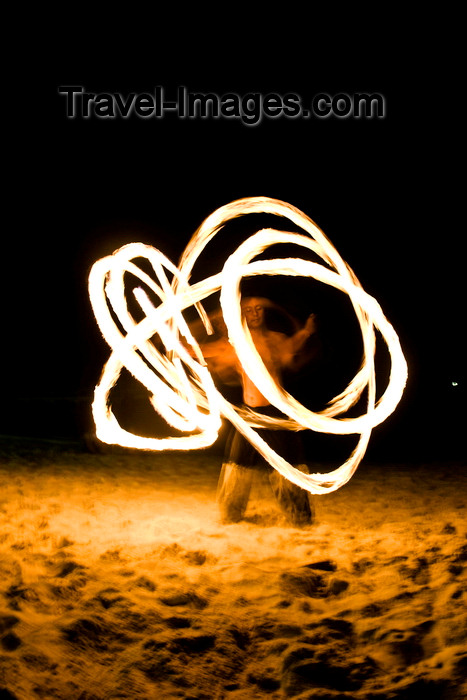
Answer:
[{"left": 0, "top": 440, "right": 465, "bottom": 699}]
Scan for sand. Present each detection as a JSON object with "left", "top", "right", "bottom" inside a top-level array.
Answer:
[{"left": 0, "top": 439, "right": 465, "bottom": 699}]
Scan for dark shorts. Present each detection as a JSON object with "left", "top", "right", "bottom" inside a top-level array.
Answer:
[{"left": 225, "top": 404, "right": 305, "bottom": 469}]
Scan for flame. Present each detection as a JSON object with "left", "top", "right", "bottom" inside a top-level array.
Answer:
[{"left": 88, "top": 197, "right": 408, "bottom": 494}]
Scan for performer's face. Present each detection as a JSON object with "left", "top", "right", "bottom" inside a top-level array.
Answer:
[{"left": 242, "top": 298, "right": 265, "bottom": 329}]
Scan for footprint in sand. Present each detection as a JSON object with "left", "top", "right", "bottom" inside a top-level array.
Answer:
[{"left": 279, "top": 562, "right": 349, "bottom": 599}]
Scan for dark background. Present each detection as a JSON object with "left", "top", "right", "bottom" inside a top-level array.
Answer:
[{"left": 3, "top": 41, "right": 463, "bottom": 464}]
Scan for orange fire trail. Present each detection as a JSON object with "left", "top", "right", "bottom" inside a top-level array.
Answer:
[{"left": 88, "top": 197, "right": 407, "bottom": 494}]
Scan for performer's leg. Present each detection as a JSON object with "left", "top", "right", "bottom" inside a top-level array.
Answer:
[
  {"left": 268, "top": 464, "right": 313, "bottom": 527},
  {"left": 217, "top": 463, "right": 254, "bottom": 523}
]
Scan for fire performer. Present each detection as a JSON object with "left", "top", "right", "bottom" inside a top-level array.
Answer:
[{"left": 195, "top": 297, "right": 318, "bottom": 527}]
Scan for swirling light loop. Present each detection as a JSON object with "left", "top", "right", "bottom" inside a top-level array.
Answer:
[{"left": 89, "top": 196, "right": 408, "bottom": 494}]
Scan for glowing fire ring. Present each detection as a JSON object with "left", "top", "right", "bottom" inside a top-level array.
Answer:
[{"left": 89, "top": 197, "right": 408, "bottom": 494}]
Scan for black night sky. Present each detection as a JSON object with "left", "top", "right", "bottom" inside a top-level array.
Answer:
[{"left": 4, "top": 42, "right": 464, "bottom": 464}]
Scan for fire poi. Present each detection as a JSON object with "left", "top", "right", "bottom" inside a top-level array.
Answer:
[{"left": 88, "top": 196, "right": 408, "bottom": 494}]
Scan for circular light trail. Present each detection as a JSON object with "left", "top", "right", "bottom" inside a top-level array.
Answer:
[{"left": 88, "top": 196, "right": 408, "bottom": 494}]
